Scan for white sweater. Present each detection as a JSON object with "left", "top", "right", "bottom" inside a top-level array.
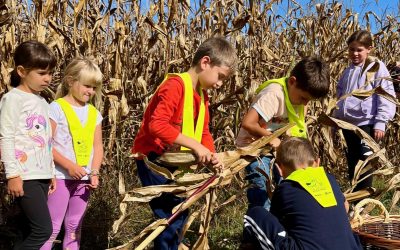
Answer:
[{"left": 0, "top": 88, "right": 55, "bottom": 180}]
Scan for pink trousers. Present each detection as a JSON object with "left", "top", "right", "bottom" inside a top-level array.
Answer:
[{"left": 40, "top": 179, "right": 90, "bottom": 250}]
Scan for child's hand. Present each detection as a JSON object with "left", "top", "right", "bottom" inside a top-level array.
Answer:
[
  {"left": 68, "top": 164, "right": 87, "bottom": 180},
  {"left": 210, "top": 153, "right": 224, "bottom": 173},
  {"left": 7, "top": 176, "right": 24, "bottom": 198},
  {"left": 269, "top": 138, "right": 281, "bottom": 149},
  {"left": 88, "top": 175, "right": 99, "bottom": 189},
  {"left": 49, "top": 178, "right": 57, "bottom": 194},
  {"left": 193, "top": 144, "right": 213, "bottom": 164},
  {"left": 374, "top": 129, "right": 385, "bottom": 141}
]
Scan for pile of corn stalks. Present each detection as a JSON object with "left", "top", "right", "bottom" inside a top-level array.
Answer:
[{"left": 0, "top": 0, "right": 399, "bottom": 248}]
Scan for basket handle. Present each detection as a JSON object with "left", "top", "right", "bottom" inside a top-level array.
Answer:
[{"left": 352, "top": 198, "right": 390, "bottom": 227}]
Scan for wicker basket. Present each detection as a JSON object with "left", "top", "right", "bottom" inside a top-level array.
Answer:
[{"left": 351, "top": 198, "right": 400, "bottom": 249}]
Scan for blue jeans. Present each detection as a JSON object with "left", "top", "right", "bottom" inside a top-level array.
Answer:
[
  {"left": 245, "top": 156, "right": 272, "bottom": 210},
  {"left": 135, "top": 153, "right": 188, "bottom": 250}
]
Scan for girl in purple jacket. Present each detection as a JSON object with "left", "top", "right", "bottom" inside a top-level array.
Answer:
[{"left": 335, "top": 30, "right": 396, "bottom": 191}]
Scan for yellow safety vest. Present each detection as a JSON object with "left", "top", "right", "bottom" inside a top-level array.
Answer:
[
  {"left": 286, "top": 167, "right": 337, "bottom": 208},
  {"left": 255, "top": 77, "right": 307, "bottom": 138},
  {"left": 160, "top": 72, "right": 205, "bottom": 150},
  {"left": 56, "top": 98, "right": 97, "bottom": 166}
]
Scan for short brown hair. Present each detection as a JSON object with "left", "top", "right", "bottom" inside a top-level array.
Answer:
[
  {"left": 347, "top": 30, "right": 373, "bottom": 48},
  {"left": 276, "top": 137, "right": 316, "bottom": 171},
  {"left": 290, "top": 56, "right": 330, "bottom": 98},
  {"left": 191, "top": 36, "right": 237, "bottom": 72}
]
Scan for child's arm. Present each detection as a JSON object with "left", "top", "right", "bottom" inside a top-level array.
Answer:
[
  {"left": 150, "top": 78, "right": 222, "bottom": 168},
  {"left": 336, "top": 72, "right": 346, "bottom": 98},
  {"left": 174, "top": 133, "right": 215, "bottom": 164},
  {"left": 88, "top": 123, "right": 103, "bottom": 189},
  {"left": 50, "top": 119, "right": 87, "bottom": 179},
  {"left": 0, "top": 95, "right": 24, "bottom": 197},
  {"left": 168, "top": 133, "right": 223, "bottom": 171},
  {"left": 373, "top": 62, "right": 396, "bottom": 140},
  {"left": 242, "top": 108, "right": 272, "bottom": 137},
  {"left": 49, "top": 178, "right": 57, "bottom": 194},
  {"left": 200, "top": 98, "right": 223, "bottom": 170},
  {"left": 241, "top": 108, "right": 280, "bottom": 148}
]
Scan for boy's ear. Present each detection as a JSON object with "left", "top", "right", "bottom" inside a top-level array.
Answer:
[
  {"left": 312, "top": 158, "right": 320, "bottom": 167},
  {"left": 199, "top": 56, "right": 211, "bottom": 70},
  {"left": 287, "top": 76, "right": 297, "bottom": 87}
]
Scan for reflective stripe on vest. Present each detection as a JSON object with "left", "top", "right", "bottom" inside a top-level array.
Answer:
[
  {"left": 286, "top": 167, "right": 337, "bottom": 208},
  {"left": 161, "top": 72, "right": 205, "bottom": 150},
  {"left": 255, "top": 77, "right": 307, "bottom": 138},
  {"left": 56, "top": 98, "right": 97, "bottom": 166}
]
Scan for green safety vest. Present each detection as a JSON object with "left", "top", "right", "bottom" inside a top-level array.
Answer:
[
  {"left": 286, "top": 167, "right": 337, "bottom": 208},
  {"left": 256, "top": 77, "right": 307, "bottom": 138},
  {"left": 56, "top": 98, "right": 97, "bottom": 166},
  {"left": 161, "top": 72, "right": 205, "bottom": 150}
]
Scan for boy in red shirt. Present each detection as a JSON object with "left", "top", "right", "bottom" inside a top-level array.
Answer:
[{"left": 132, "top": 37, "right": 237, "bottom": 249}]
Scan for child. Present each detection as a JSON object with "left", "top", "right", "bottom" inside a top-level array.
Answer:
[
  {"left": 41, "top": 58, "right": 103, "bottom": 250},
  {"left": 132, "top": 37, "right": 237, "bottom": 249},
  {"left": 242, "top": 137, "right": 362, "bottom": 250},
  {"left": 0, "top": 40, "right": 57, "bottom": 249},
  {"left": 236, "top": 57, "right": 330, "bottom": 209},
  {"left": 334, "top": 30, "right": 396, "bottom": 191}
]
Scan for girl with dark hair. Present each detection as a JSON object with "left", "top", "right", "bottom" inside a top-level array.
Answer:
[{"left": 0, "top": 40, "right": 57, "bottom": 249}]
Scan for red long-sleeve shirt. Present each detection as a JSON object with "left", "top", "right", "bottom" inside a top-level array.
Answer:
[{"left": 132, "top": 76, "right": 215, "bottom": 156}]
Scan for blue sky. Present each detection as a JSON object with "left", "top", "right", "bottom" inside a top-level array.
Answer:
[
  {"left": 278, "top": 0, "right": 399, "bottom": 16},
  {"left": 140, "top": 0, "right": 399, "bottom": 32},
  {"left": 273, "top": 0, "right": 400, "bottom": 33},
  {"left": 274, "top": 0, "right": 399, "bottom": 32}
]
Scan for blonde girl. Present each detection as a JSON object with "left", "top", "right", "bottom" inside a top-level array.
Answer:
[
  {"left": 0, "top": 40, "right": 57, "bottom": 249},
  {"left": 41, "top": 58, "right": 103, "bottom": 250}
]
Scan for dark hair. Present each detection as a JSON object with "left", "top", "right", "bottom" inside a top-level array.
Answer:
[
  {"left": 390, "top": 66, "right": 400, "bottom": 92},
  {"left": 290, "top": 56, "right": 330, "bottom": 98},
  {"left": 347, "top": 30, "right": 373, "bottom": 47},
  {"left": 10, "top": 40, "right": 57, "bottom": 87},
  {"left": 191, "top": 37, "right": 237, "bottom": 72},
  {"left": 276, "top": 137, "right": 316, "bottom": 170},
  {"left": 390, "top": 66, "right": 400, "bottom": 77}
]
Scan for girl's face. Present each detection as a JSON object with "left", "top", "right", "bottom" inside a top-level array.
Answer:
[
  {"left": 348, "top": 41, "right": 371, "bottom": 66},
  {"left": 68, "top": 80, "right": 97, "bottom": 106},
  {"left": 17, "top": 66, "right": 52, "bottom": 94}
]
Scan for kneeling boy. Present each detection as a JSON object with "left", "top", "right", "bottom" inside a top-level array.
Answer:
[{"left": 242, "top": 137, "right": 362, "bottom": 250}]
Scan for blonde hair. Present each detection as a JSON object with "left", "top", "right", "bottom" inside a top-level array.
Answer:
[{"left": 56, "top": 58, "right": 103, "bottom": 108}]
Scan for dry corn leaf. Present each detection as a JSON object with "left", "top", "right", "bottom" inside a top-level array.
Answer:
[
  {"left": 112, "top": 202, "right": 127, "bottom": 234},
  {"left": 192, "top": 190, "right": 217, "bottom": 250},
  {"left": 389, "top": 190, "right": 400, "bottom": 213}
]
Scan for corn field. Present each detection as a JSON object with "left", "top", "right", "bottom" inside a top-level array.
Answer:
[{"left": 0, "top": 0, "right": 399, "bottom": 249}]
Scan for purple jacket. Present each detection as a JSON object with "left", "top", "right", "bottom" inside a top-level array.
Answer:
[{"left": 335, "top": 60, "right": 396, "bottom": 131}]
